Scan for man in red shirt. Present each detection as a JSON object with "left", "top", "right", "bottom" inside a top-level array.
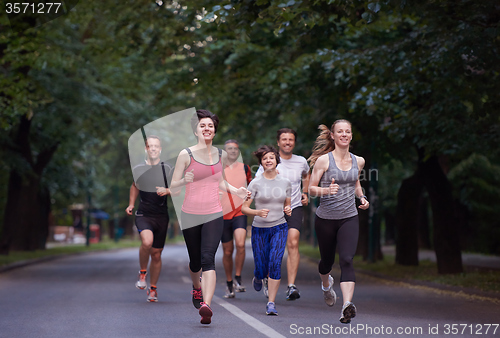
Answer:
[{"left": 220, "top": 139, "right": 252, "bottom": 298}]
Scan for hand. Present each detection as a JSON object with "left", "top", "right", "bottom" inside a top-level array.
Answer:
[
  {"left": 301, "top": 193, "right": 309, "bottom": 206},
  {"left": 284, "top": 205, "right": 292, "bottom": 216},
  {"left": 359, "top": 197, "right": 370, "bottom": 210},
  {"left": 327, "top": 178, "right": 339, "bottom": 195},
  {"left": 236, "top": 187, "right": 250, "bottom": 200},
  {"left": 125, "top": 205, "right": 134, "bottom": 216},
  {"left": 258, "top": 209, "right": 270, "bottom": 218},
  {"left": 156, "top": 186, "right": 170, "bottom": 196},
  {"left": 184, "top": 169, "right": 194, "bottom": 183}
]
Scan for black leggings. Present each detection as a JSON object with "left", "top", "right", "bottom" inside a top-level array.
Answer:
[
  {"left": 315, "top": 215, "right": 359, "bottom": 282},
  {"left": 182, "top": 212, "right": 224, "bottom": 272}
]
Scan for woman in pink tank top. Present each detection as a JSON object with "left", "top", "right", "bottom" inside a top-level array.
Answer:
[{"left": 170, "top": 110, "right": 249, "bottom": 325}]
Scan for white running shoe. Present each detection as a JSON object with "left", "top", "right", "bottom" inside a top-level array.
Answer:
[
  {"left": 223, "top": 284, "right": 235, "bottom": 299},
  {"left": 135, "top": 270, "right": 147, "bottom": 290},
  {"left": 234, "top": 280, "right": 246, "bottom": 292},
  {"left": 322, "top": 275, "right": 337, "bottom": 307},
  {"left": 147, "top": 287, "right": 158, "bottom": 302},
  {"left": 340, "top": 302, "right": 357, "bottom": 324}
]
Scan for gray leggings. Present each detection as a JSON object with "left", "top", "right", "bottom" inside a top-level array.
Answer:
[{"left": 315, "top": 215, "right": 359, "bottom": 282}]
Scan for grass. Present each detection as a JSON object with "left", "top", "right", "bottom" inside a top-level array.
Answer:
[
  {"left": 299, "top": 242, "right": 500, "bottom": 295},
  {"left": 0, "top": 235, "right": 184, "bottom": 268}
]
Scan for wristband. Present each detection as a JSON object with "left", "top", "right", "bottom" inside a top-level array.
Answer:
[{"left": 359, "top": 195, "right": 368, "bottom": 201}]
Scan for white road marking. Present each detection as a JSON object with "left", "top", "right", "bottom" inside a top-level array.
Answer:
[
  {"left": 181, "top": 275, "right": 286, "bottom": 338},
  {"left": 213, "top": 296, "right": 286, "bottom": 338}
]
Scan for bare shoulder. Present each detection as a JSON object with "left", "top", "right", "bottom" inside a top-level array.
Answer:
[
  {"left": 354, "top": 155, "right": 365, "bottom": 169},
  {"left": 315, "top": 153, "right": 329, "bottom": 168}
]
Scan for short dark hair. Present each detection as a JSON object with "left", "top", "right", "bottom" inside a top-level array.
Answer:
[
  {"left": 146, "top": 135, "right": 161, "bottom": 146},
  {"left": 191, "top": 109, "right": 219, "bottom": 134},
  {"left": 276, "top": 128, "right": 297, "bottom": 141},
  {"left": 253, "top": 145, "right": 280, "bottom": 166},
  {"left": 224, "top": 139, "right": 239, "bottom": 146}
]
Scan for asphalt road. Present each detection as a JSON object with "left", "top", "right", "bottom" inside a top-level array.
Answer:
[{"left": 1, "top": 242, "right": 499, "bottom": 338}]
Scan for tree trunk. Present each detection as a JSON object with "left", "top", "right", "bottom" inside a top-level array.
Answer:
[
  {"left": 395, "top": 173, "right": 423, "bottom": 266},
  {"left": 417, "top": 195, "right": 432, "bottom": 249},
  {"left": 421, "top": 156, "right": 463, "bottom": 274},
  {"left": 0, "top": 115, "right": 58, "bottom": 253},
  {"left": 1, "top": 171, "right": 50, "bottom": 251}
]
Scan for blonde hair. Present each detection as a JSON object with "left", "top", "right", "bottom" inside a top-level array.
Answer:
[{"left": 307, "top": 119, "right": 352, "bottom": 167}]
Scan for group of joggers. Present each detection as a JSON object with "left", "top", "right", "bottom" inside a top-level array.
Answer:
[{"left": 126, "top": 109, "right": 369, "bottom": 325}]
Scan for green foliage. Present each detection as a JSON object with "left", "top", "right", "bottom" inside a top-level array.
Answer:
[{"left": 449, "top": 153, "right": 500, "bottom": 254}]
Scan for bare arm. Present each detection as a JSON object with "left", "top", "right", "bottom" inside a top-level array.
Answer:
[
  {"left": 241, "top": 198, "right": 269, "bottom": 218},
  {"left": 355, "top": 156, "right": 369, "bottom": 209},
  {"left": 283, "top": 197, "right": 292, "bottom": 216},
  {"left": 170, "top": 150, "right": 192, "bottom": 191},
  {"left": 301, "top": 171, "right": 311, "bottom": 206},
  {"left": 308, "top": 155, "right": 339, "bottom": 197},
  {"left": 125, "top": 182, "right": 139, "bottom": 215}
]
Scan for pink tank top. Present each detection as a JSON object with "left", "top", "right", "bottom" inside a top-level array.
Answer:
[{"left": 181, "top": 148, "right": 223, "bottom": 215}]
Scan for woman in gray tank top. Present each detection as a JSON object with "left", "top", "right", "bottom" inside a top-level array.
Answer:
[{"left": 308, "top": 119, "right": 369, "bottom": 324}]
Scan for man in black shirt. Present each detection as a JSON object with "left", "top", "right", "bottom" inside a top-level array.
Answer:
[{"left": 126, "top": 136, "right": 172, "bottom": 302}]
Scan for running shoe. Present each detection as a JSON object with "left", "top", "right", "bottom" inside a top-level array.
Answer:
[
  {"left": 223, "top": 284, "right": 235, "bottom": 299},
  {"left": 323, "top": 275, "right": 337, "bottom": 307},
  {"left": 199, "top": 302, "right": 213, "bottom": 325},
  {"left": 263, "top": 277, "right": 269, "bottom": 298},
  {"left": 252, "top": 277, "right": 262, "bottom": 292},
  {"left": 135, "top": 270, "right": 147, "bottom": 290},
  {"left": 266, "top": 302, "right": 278, "bottom": 316},
  {"left": 233, "top": 280, "right": 246, "bottom": 292},
  {"left": 339, "top": 302, "right": 357, "bottom": 324},
  {"left": 147, "top": 286, "right": 158, "bottom": 302},
  {"left": 191, "top": 286, "right": 203, "bottom": 309},
  {"left": 286, "top": 284, "right": 300, "bottom": 300}
]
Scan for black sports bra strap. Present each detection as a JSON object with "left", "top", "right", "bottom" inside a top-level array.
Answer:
[
  {"left": 186, "top": 148, "right": 193, "bottom": 158},
  {"left": 218, "top": 148, "right": 222, "bottom": 160}
]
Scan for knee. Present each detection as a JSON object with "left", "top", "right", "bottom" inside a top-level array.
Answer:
[
  {"left": 339, "top": 255, "right": 354, "bottom": 270},
  {"left": 141, "top": 240, "right": 153, "bottom": 250},
  {"left": 151, "top": 250, "right": 162, "bottom": 263},
  {"left": 235, "top": 242, "right": 245, "bottom": 253},
  {"left": 201, "top": 252, "right": 215, "bottom": 272},
  {"left": 287, "top": 238, "right": 299, "bottom": 251},
  {"left": 223, "top": 245, "right": 233, "bottom": 257}
]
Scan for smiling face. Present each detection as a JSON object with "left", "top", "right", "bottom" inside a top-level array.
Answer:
[
  {"left": 277, "top": 132, "right": 296, "bottom": 156},
  {"left": 225, "top": 142, "right": 240, "bottom": 162},
  {"left": 261, "top": 151, "right": 277, "bottom": 171},
  {"left": 145, "top": 137, "right": 161, "bottom": 162},
  {"left": 195, "top": 117, "right": 216, "bottom": 143},
  {"left": 331, "top": 121, "right": 352, "bottom": 147}
]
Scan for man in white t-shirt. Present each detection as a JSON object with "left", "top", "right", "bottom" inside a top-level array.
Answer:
[{"left": 255, "top": 128, "right": 310, "bottom": 301}]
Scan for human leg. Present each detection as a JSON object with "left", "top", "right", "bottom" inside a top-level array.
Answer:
[
  {"left": 199, "top": 216, "right": 224, "bottom": 307},
  {"left": 285, "top": 207, "right": 302, "bottom": 288},
  {"left": 232, "top": 215, "right": 247, "bottom": 291},
  {"left": 136, "top": 228, "right": 153, "bottom": 289},
  {"left": 181, "top": 217, "right": 204, "bottom": 308},
  {"left": 139, "top": 230, "right": 154, "bottom": 269},
  {"left": 222, "top": 241, "right": 234, "bottom": 282},
  {"left": 149, "top": 248, "right": 163, "bottom": 286},
  {"left": 233, "top": 228, "right": 247, "bottom": 278},
  {"left": 268, "top": 223, "right": 287, "bottom": 303},
  {"left": 336, "top": 216, "right": 359, "bottom": 323},
  {"left": 251, "top": 226, "right": 271, "bottom": 281},
  {"left": 221, "top": 219, "right": 234, "bottom": 283}
]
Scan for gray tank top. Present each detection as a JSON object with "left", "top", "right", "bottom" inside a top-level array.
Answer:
[{"left": 316, "top": 152, "right": 359, "bottom": 220}]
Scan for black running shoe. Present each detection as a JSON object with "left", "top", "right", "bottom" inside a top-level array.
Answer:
[{"left": 191, "top": 286, "right": 203, "bottom": 309}]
